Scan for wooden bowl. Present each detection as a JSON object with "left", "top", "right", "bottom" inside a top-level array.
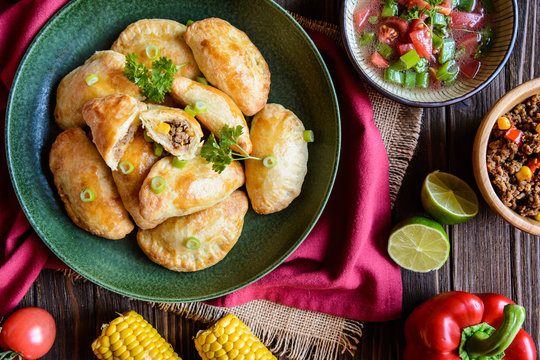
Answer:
[{"left": 473, "top": 78, "right": 540, "bottom": 235}]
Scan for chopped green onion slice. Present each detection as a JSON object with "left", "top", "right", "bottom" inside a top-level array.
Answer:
[
  {"left": 185, "top": 237, "right": 201, "bottom": 250},
  {"left": 262, "top": 155, "right": 277, "bottom": 168},
  {"left": 80, "top": 188, "right": 96, "bottom": 202},
  {"left": 186, "top": 20, "right": 194, "bottom": 26},
  {"left": 143, "top": 130, "right": 154, "bottom": 143},
  {"left": 359, "top": 32, "right": 375, "bottom": 46},
  {"left": 119, "top": 160, "right": 134, "bottom": 174},
  {"left": 400, "top": 50, "right": 421, "bottom": 69},
  {"left": 303, "top": 130, "right": 314, "bottom": 143},
  {"left": 368, "top": 16, "right": 378, "bottom": 24},
  {"left": 145, "top": 44, "right": 159, "bottom": 60},
  {"left": 172, "top": 157, "right": 187, "bottom": 168},
  {"left": 85, "top": 74, "right": 99, "bottom": 86},
  {"left": 176, "top": 62, "right": 190, "bottom": 70},
  {"left": 376, "top": 42, "right": 393, "bottom": 60},
  {"left": 153, "top": 142, "right": 164, "bottom": 157},
  {"left": 151, "top": 176, "right": 166, "bottom": 194},
  {"left": 195, "top": 100, "right": 208, "bottom": 113},
  {"left": 184, "top": 105, "right": 197, "bottom": 117},
  {"left": 196, "top": 76, "right": 209, "bottom": 85}
]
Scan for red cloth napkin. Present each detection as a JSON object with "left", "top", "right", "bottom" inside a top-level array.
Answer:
[{"left": 0, "top": 0, "right": 402, "bottom": 321}]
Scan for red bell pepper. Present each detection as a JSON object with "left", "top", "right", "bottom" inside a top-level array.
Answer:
[{"left": 404, "top": 291, "right": 537, "bottom": 360}]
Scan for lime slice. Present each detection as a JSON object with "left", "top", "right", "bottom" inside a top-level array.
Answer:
[
  {"left": 388, "top": 217, "right": 450, "bottom": 273},
  {"left": 421, "top": 170, "right": 479, "bottom": 225}
]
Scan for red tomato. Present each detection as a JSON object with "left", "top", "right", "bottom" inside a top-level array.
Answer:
[
  {"left": 410, "top": 14, "right": 428, "bottom": 31},
  {"left": 0, "top": 308, "right": 56, "bottom": 359},
  {"left": 353, "top": 8, "right": 372, "bottom": 33},
  {"left": 371, "top": 52, "right": 390, "bottom": 68},
  {"left": 460, "top": 58, "right": 481, "bottom": 79},
  {"left": 410, "top": 28, "right": 432, "bottom": 59},
  {"left": 457, "top": 32, "right": 481, "bottom": 57},
  {"left": 438, "top": 0, "right": 453, "bottom": 15},
  {"left": 378, "top": 16, "right": 409, "bottom": 44},
  {"left": 407, "top": 0, "right": 451, "bottom": 14},
  {"left": 398, "top": 43, "right": 416, "bottom": 56},
  {"left": 450, "top": 11, "right": 485, "bottom": 30}
]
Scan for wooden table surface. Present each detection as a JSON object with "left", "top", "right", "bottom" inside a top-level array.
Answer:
[{"left": 15, "top": 0, "right": 539, "bottom": 359}]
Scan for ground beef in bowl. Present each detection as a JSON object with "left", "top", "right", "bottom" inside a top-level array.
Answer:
[{"left": 487, "top": 95, "right": 540, "bottom": 218}]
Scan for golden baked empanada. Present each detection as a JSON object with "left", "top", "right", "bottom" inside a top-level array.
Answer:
[
  {"left": 139, "top": 156, "right": 245, "bottom": 223},
  {"left": 140, "top": 105, "right": 203, "bottom": 160},
  {"left": 137, "top": 190, "right": 248, "bottom": 272},
  {"left": 82, "top": 94, "right": 147, "bottom": 170},
  {"left": 49, "top": 127, "right": 134, "bottom": 239},
  {"left": 54, "top": 50, "right": 143, "bottom": 130},
  {"left": 111, "top": 19, "right": 201, "bottom": 80},
  {"left": 184, "top": 18, "right": 270, "bottom": 116},
  {"left": 245, "top": 104, "right": 308, "bottom": 214},
  {"left": 112, "top": 129, "right": 161, "bottom": 229},
  {"left": 170, "top": 76, "right": 252, "bottom": 154}
]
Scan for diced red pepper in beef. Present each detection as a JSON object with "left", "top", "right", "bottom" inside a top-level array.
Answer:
[{"left": 505, "top": 128, "right": 523, "bottom": 145}]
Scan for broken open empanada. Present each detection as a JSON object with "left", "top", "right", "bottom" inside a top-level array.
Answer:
[
  {"left": 82, "top": 94, "right": 147, "bottom": 170},
  {"left": 137, "top": 190, "right": 248, "bottom": 272},
  {"left": 140, "top": 105, "right": 203, "bottom": 160}
]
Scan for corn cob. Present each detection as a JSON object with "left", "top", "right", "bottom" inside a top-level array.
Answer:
[
  {"left": 194, "top": 314, "right": 276, "bottom": 360},
  {"left": 91, "top": 310, "right": 181, "bottom": 360}
]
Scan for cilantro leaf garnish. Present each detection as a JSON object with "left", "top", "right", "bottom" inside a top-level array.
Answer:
[
  {"left": 200, "top": 125, "right": 266, "bottom": 173},
  {"left": 401, "top": 6, "right": 421, "bottom": 21},
  {"left": 123, "top": 53, "right": 178, "bottom": 103}
]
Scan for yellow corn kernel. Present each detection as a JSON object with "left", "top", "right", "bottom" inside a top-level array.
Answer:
[
  {"left": 157, "top": 122, "right": 171, "bottom": 134},
  {"left": 535, "top": 213, "right": 540, "bottom": 221},
  {"left": 516, "top": 166, "right": 533, "bottom": 181},
  {"left": 497, "top": 116, "right": 511, "bottom": 130},
  {"left": 91, "top": 310, "right": 182, "bottom": 360},
  {"left": 194, "top": 314, "right": 276, "bottom": 360}
]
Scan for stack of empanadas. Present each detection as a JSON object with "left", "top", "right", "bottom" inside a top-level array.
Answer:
[{"left": 49, "top": 17, "right": 310, "bottom": 272}]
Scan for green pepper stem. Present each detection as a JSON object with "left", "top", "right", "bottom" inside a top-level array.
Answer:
[{"left": 465, "top": 304, "right": 526, "bottom": 357}]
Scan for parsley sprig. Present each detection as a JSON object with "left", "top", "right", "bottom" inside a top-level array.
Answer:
[
  {"left": 201, "top": 125, "right": 263, "bottom": 173},
  {"left": 123, "top": 53, "right": 179, "bottom": 103}
]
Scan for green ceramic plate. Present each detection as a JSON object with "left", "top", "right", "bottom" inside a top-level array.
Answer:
[{"left": 6, "top": 0, "right": 340, "bottom": 302}]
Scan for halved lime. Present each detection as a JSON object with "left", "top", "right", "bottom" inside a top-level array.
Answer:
[
  {"left": 388, "top": 217, "right": 450, "bottom": 273},
  {"left": 421, "top": 170, "right": 479, "bottom": 225}
]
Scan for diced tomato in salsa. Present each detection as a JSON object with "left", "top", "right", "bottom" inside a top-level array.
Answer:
[
  {"left": 410, "top": 28, "right": 432, "bottom": 59},
  {"left": 354, "top": 8, "right": 372, "bottom": 33},
  {"left": 377, "top": 17, "right": 410, "bottom": 44},
  {"left": 371, "top": 52, "right": 390, "bottom": 68},
  {"left": 450, "top": 11, "right": 486, "bottom": 30},
  {"left": 456, "top": 32, "right": 481, "bottom": 57},
  {"left": 398, "top": 43, "right": 416, "bottom": 56},
  {"left": 406, "top": 0, "right": 451, "bottom": 15},
  {"left": 460, "top": 58, "right": 481, "bottom": 79}
]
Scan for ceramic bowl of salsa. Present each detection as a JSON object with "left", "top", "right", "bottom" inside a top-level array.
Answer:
[{"left": 341, "top": 0, "right": 518, "bottom": 107}]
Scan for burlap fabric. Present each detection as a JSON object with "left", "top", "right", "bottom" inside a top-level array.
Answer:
[
  {"left": 156, "top": 14, "right": 424, "bottom": 360},
  {"left": 64, "top": 14, "right": 423, "bottom": 360}
]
